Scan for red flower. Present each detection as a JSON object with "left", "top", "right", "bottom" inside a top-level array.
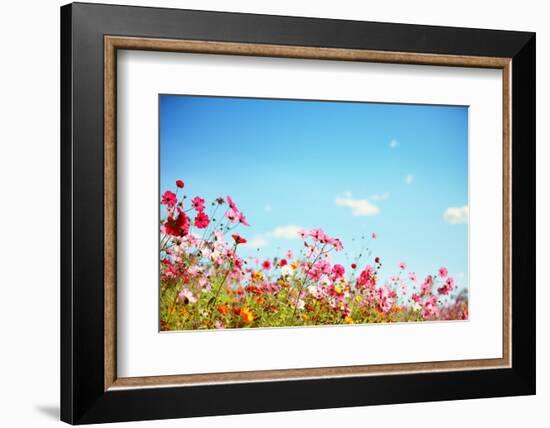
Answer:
[
  {"left": 194, "top": 211, "right": 210, "bottom": 229},
  {"left": 262, "top": 260, "right": 272, "bottom": 270},
  {"left": 164, "top": 210, "right": 189, "bottom": 236},
  {"left": 375, "top": 257, "right": 380, "bottom": 264},
  {"left": 232, "top": 234, "right": 247, "bottom": 245},
  {"left": 161, "top": 190, "right": 177, "bottom": 207},
  {"left": 351, "top": 263, "right": 357, "bottom": 269},
  {"left": 280, "top": 259, "right": 288, "bottom": 267},
  {"left": 175, "top": 180, "right": 184, "bottom": 188}
]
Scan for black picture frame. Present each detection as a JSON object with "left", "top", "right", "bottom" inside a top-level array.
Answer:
[{"left": 61, "top": 2, "right": 535, "bottom": 424}]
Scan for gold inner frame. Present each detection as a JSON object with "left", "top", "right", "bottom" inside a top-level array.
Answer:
[{"left": 104, "top": 36, "right": 512, "bottom": 391}]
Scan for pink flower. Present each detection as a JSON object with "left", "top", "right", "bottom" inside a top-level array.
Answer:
[
  {"left": 225, "top": 209, "right": 239, "bottom": 223},
  {"left": 398, "top": 261, "right": 407, "bottom": 270},
  {"left": 438, "top": 277, "right": 455, "bottom": 295},
  {"left": 438, "top": 267, "right": 448, "bottom": 278},
  {"left": 238, "top": 211, "right": 250, "bottom": 226},
  {"left": 194, "top": 211, "right": 210, "bottom": 229},
  {"left": 412, "top": 293, "right": 421, "bottom": 303},
  {"left": 330, "top": 238, "right": 344, "bottom": 252},
  {"left": 306, "top": 259, "right": 332, "bottom": 281},
  {"left": 226, "top": 195, "right": 238, "bottom": 212},
  {"left": 356, "top": 265, "right": 376, "bottom": 288},
  {"left": 331, "top": 264, "right": 345, "bottom": 279},
  {"left": 408, "top": 272, "right": 417, "bottom": 282},
  {"left": 372, "top": 232, "right": 377, "bottom": 239},
  {"left": 262, "top": 260, "right": 272, "bottom": 270},
  {"left": 177, "top": 287, "right": 197, "bottom": 305},
  {"left": 286, "top": 250, "right": 294, "bottom": 260},
  {"left": 161, "top": 190, "right": 177, "bottom": 207},
  {"left": 297, "top": 229, "right": 307, "bottom": 239},
  {"left": 421, "top": 275, "right": 433, "bottom": 295},
  {"left": 377, "top": 285, "right": 396, "bottom": 313},
  {"left": 446, "top": 277, "right": 455, "bottom": 289},
  {"left": 191, "top": 196, "right": 205, "bottom": 212}
]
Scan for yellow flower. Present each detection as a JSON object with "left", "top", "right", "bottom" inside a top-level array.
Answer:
[
  {"left": 344, "top": 316, "right": 354, "bottom": 324},
  {"left": 251, "top": 271, "right": 263, "bottom": 281},
  {"left": 179, "top": 307, "right": 189, "bottom": 316},
  {"left": 240, "top": 307, "right": 255, "bottom": 324},
  {"left": 334, "top": 284, "right": 342, "bottom": 294}
]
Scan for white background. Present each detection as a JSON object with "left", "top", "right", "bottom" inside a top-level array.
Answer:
[
  {"left": 0, "top": 0, "right": 546, "bottom": 427},
  {"left": 118, "top": 51, "right": 503, "bottom": 377}
]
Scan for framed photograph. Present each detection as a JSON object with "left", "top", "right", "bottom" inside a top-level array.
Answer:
[{"left": 61, "top": 2, "right": 535, "bottom": 424}]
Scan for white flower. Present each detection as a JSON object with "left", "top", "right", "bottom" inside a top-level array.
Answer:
[{"left": 281, "top": 264, "right": 294, "bottom": 277}]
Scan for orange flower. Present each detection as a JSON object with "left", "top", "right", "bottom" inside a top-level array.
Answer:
[
  {"left": 240, "top": 307, "right": 255, "bottom": 323},
  {"left": 218, "top": 304, "right": 228, "bottom": 315},
  {"left": 251, "top": 271, "right": 263, "bottom": 281},
  {"left": 344, "top": 316, "right": 354, "bottom": 324}
]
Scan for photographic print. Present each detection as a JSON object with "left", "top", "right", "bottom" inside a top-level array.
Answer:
[{"left": 159, "top": 95, "right": 469, "bottom": 331}]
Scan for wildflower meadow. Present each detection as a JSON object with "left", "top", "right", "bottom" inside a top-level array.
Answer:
[{"left": 159, "top": 180, "right": 468, "bottom": 331}]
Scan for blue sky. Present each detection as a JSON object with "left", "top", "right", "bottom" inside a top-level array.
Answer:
[{"left": 160, "top": 95, "right": 469, "bottom": 291}]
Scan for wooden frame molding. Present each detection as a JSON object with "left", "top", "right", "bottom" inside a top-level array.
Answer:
[{"left": 104, "top": 35, "right": 512, "bottom": 391}]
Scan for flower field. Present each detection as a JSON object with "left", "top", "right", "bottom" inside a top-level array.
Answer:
[{"left": 160, "top": 179, "right": 468, "bottom": 331}]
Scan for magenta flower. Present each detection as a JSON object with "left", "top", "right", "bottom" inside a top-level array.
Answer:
[
  {"left": 238, "top": 211, "right": 250, "bottom": 226},
  {"left": 161, "top": 190, "right": 177, "bottom": 207},
  {"left": 331, "top": 264, "right": 345, "bottom": 279},
  {"left": 191, "top": 196, "right": 205, "bottom": 212},
  {"left": 194, "top": 211, "right": 210, "bottom": 229},
  {"left": 398, "top": 261, "right": 407, "bottom": 270},
  {"left": 356, "top": 265, "right": 376, "bottom": 288},
  {"left": 438, "top": 277, "right": 455, "bottom": 295},
  {"left": 438, "top": 266, "right": 448, "bottom": 278},
  {"left": 226, "top": 195, "right": 238, "bottom": 212},
  {"left": 408, "top": 272, "right": 417, "bottom": 282}
]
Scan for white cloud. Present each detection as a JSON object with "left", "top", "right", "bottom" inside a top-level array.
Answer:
[
  {"left": 335, "top": 194, "right": 379, "bottom": 216},
  {"left": 244, "top": 235, "right": 270, "bottom": 249},
  {"left": 443, "top": 205, "right": 469, "bottom": 224},
  {"left": 389, "top": 139, "right": 400, "bottom": 149},
  {"left": 243, "top": 224, "right": 303, "bottom": 249},
  {"left": 370, "top": 192, "right": 390, "bottom": 201},
  {"left": 404, "top": 174, "right": 415, "bottom": 185},
  {"left": 270, "top": 224, "right": 303, "bottom": 240}
]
